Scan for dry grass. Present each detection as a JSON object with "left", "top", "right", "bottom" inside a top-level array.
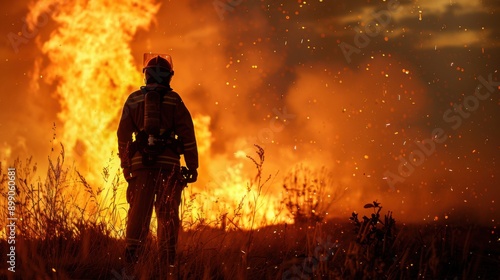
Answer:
[{"left": 0, "top": 145, "right": 498, "bottom": 279}]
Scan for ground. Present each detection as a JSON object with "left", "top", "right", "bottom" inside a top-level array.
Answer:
[{"left": 1, "top": 217, "right": 498, "bottom": 279}]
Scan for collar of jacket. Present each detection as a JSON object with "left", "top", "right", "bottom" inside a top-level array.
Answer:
[{"left": 142, "top": 83, "right": 172, "bottom": 92}]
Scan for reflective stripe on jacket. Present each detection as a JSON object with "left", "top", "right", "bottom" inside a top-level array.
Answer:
[{"left": 117, "top": 84, "right": 198, "bottom": 171}]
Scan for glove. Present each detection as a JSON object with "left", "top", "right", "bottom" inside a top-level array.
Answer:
[
  {"left": 123, "top": 167, "right": 132, "bottom": 183},
  {"left": 182, "top": 167, "right": 197, "bottom": 183}
]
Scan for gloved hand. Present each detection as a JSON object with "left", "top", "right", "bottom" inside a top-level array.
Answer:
[
  {"left": 123, "top": 167, "right": 133, "bottom": 183},
  {"left": 182, "top": 167, "right": 197, "bottom": 183}
]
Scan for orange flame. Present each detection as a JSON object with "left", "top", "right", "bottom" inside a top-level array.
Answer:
[
  {"left": 27, "top": 0, "right": 160, "bottom": 181},
  {"left": 26, "top": 0, "right": 160, "bottom": 228},
  {"left": 26, "top": 0, "right": 286, "bottom": 230}
]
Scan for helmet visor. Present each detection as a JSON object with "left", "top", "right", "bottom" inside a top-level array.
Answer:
[{"left": 143, "top": 53, "right": 173, "bottom": 71}]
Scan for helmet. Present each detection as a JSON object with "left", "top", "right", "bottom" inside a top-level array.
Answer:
[{"left": 142, "top": 54, "right": 174, "bottom": 85}]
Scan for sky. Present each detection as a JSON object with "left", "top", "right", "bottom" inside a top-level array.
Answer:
[{"left": 1, "top": 0, "right": 499, "bottom": 225}]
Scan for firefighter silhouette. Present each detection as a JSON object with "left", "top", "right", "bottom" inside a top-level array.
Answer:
[{"left": 117, "top": 54, "right": 198, "bottom": 276}]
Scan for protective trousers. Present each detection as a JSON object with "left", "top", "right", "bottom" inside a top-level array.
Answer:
[{"left": 125, "top": 166, "right": 184, "bottom": 268}]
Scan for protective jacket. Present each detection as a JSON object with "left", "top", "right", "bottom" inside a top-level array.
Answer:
[{"left": 117, "top": 84, "right": 198, "bottom": 172}]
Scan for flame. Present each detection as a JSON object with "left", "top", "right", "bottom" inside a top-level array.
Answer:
[
  {"left": 26, "top": 0, "right": 285, "bottom": 230},
  {"left": 9, "top": 0, "right": 497, "bottom": 230},
  {"left": 27, "top": 0, "right": 160, "bottom": 226},
  {"left": 1, "top": 143, "right": 12, "bottom": 162},
  {"left": 28, "top": 0, "right": 160, "bottom": 181}
]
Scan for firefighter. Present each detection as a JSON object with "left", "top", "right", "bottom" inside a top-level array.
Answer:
[{"left": 117, "top": 54, "right": 198, "bottom": 277}]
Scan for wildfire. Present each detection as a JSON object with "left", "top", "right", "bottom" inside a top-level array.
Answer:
[
  {"left": 25, "top": 0, "right": 287, "bottom": 231},
  {"left": 26, "top": 0, "right": 158, "bottom": 228},
  {"left": 27, "top": 0, "right": 160, "bottom": 183},
  {"left": 2, "top": 0, "right": 494, "bottom": 237}
]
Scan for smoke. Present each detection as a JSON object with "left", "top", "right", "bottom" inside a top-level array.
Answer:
[
  {"left": 143, "top": 0, "right": 498, "bottom": 224},
  {"left": 1, "top": 0, "right": 497, "bottom": 225}
]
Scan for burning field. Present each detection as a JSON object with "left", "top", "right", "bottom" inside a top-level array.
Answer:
[{"left": 1, "top": 0, "right": 499, "bottom": 279}]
